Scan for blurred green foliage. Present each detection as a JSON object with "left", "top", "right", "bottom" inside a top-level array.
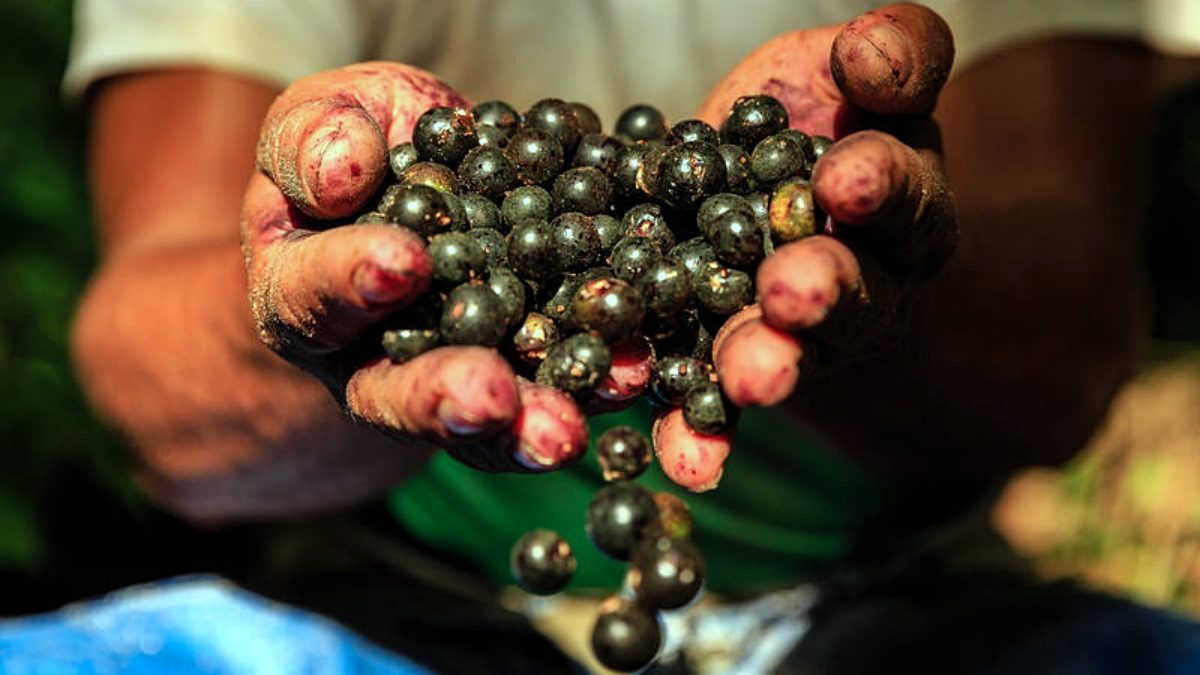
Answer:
[{"left": 0, "top": 1, "right": 141, "bottom": 571}]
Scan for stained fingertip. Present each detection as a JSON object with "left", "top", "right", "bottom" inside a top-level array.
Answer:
[
  {"left": 350, "top": 228, "right": 432, "bottom": 307},
  {"left": 711, "top": 304, "right": 762, "bottom": 359},
  {"left": 831, "top": 3, "right": 954, "bottom": 116},
  {"left": 437, "top": 350, "right": 521, "bottom": 438},
  {"left": 512, "top": 382, "right": 588, "bottom": 471},
  {"left": 757, "top": 238, "right": 860, "bottom": 332},
  {"left": 261, "top": 99, "right": 388, "bottom": 221},
  {"left": 715, "top": 318, "right": 806, "bottom": 407},
  {"left": 812, "top": 131, "right": 907, "bottom": 225},
  {"left": 652, "top": 409, "right": 731, "bottom": 492},
  {"left": 594, "top": 338, "right": 654, "bottom": 403}
]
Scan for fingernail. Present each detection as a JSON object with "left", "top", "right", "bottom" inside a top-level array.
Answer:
[
  {"left": 437, "top": 399, "right": 491, "bottom": 437},
  {"left": 514, "top": 442, "right": 557, "bottom": 471},
  {"left": 353, "top": 261, "right": 422, "bottom": 306},
  {"left": 862, "top": 21, "right": 913, "bottom": 86}
]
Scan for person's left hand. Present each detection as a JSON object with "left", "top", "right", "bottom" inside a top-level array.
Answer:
[{"left": 652, "top": 3, "right": 958, "bottom": 489}]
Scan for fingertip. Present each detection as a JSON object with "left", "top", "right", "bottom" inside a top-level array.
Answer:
[
  {"left": 350, "top": 225, "right": 433, "bottom": 307},
  {"left": 512, "top": 382, "right": 588, "bottom": 471},
  {"left": 299, "top": 105, "right": 388, "bottom": 219},
  {"left": 757, "top": 242, "right": 844, "bottom": 331},
  {"left": 714, "top": 318, "right": 805, "bottom": 407},
  {"left": 437, "top": 348, "right": 521, "bottom": 437},
  {"left": 812, "top": 130, "right": 907, "bottom": 225},
  {"left": 652, "top": 409, "right": 731, "bottom": 492},
  {"left": 263, "top": 99, "right": 388, "bottom": 221},
  {"left": 830, "top": 3, "right": 954, "bottom": 116}
]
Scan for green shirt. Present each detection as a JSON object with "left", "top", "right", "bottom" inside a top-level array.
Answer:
[{"left": 388, "top": 402, "right": 894, "bottom": 595}]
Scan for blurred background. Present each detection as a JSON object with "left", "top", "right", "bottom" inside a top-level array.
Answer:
[{"left": 2, "top": 0, "right": 1200, "bottom": 623}]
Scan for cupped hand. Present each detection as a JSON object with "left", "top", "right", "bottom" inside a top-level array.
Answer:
[
  {"left": 654, "top": 3, "right": 958, "bottom": 489},
  {"left": 241, "top": 63, "right": 587, "bottom": 473}
]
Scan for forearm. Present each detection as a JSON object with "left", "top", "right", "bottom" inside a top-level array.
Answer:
[
  {"left": 75, "top": 70, "right": 432, "bottom": 522},
  {"left": 72, "top": 237, "right": 431, "bottom": 522}
]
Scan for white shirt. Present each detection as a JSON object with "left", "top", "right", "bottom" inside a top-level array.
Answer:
[{"left": 64, "top": 0, "right": 1200, "bottom": 125}]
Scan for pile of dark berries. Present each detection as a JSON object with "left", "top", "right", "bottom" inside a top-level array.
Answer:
[{"left": 353, "top": 95, "right": 829, "bottom": 672}]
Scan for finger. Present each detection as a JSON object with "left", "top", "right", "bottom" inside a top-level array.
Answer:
[
  {"left": 652, "top": 408, "right": 732, "bottom": 492},
  {"left": 830, "top": 3, "right": 954, "bottom": 116},
  {"left": 509, "top": 380, "right": 589, "bottom": 471},
  {"left": 244, "top": 175, "right": 432, "bottom": 359},
  {"left": 257, "top": 62, "right": 469, "bottom": 219},
  {"left": 813, "top": 129, "right": 957, "bottom": 277},
  {"left": 346, "top": 346, "right": 520, "bottom": 444},
  {"left": 713, "top": 315, "right": 809, "bottom": 407},
  {"left": 757, "top": 235, "right": 862, "bottom": 332}
]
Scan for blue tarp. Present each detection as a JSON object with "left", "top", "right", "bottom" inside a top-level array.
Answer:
[{"left": 0, "top": 575, "right": 430, "bottom": 675}]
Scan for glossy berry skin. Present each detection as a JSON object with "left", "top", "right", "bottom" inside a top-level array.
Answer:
[
  {"left": 512, "top": 311, "right": 559, "bottom": 365},
  {"left": 413, "top": 106, "right": 477, "bottom": 167},
  {"left": 720, "top": 95, "right": 789, "bottom": 150},
  {"left": 457, "top": 146, "right": 517, "bottom": 201},
  {"left": 611, "top": 144, "right": 652, "bottom": 205},
  {"left": 697, "top": 193, "right": 754, "bottom": 239},
  {"left": 610, "top": 236, "right": 663, "bottom": 284},
  {"left": 487, "top": 267, "right": 528, "bottom": 328},
  {"left": 510, "top": 529, "right": 576, "bottom": 595},
  {"left": 572, "top": 133, "right": 625, "bottom": 175},
  {"left": 666, "top": 119, "right": 719, "bottom": 146},
  {"left": 381, "top": 184, "right": 454, "bottom": 238},
  {"left": 551, "top": 212, "right": 604, "bottom": 273},
  {"left": 615, "top": 104, "right": 668, "bottom": 142},
  {"left": 524, "top": 98, "right": 584, "bottom": 156},
  {"left": 717, "top": 143, "right": 753, "bottom": 194},
  {"left": 506, "top": 219, "right": 557, "bottom": 282},
  {"left": 810, "top": 134, "right": 834, "bottom": 161},
  {"left": 768, "top": 178, "right": 819, "bottom": 243},
  {"left": 570, "top": 277, "right": 646, "bottom": 344},
  {"left": 692, "top": 261, "right": 754, "bottom": 315},
  {"left": 461, "top": 193, "right": 502, "bottom": 231},
  {"left": 593, "top": 214, "right": 623, "bottom": 253},
  {"left": 536, "top": 332, "right": 612, "bottom": 395},
  {"left": 541, "top": 272, "right": 583, "bottom": 324},
  {"left": 381, "top": 328, "right": 440, "bottom": 364},
  {"left": 635, "top": 144, "right": 671, "bottom": 199},
  {"left": 595, "top": 426, "right": 652, "bottom": 481},
  {"left": 440, "top": 283, "right": 509, "bottom": 346},
  {"left": 472, "top": 100, "right": 520, "bottom": 139},
  {"left": 621, "top": 203, "right": 676, "bottom": 252},
  {"left": 475, "top": 125, "right": 510, "bottom": 149},
  {"left": 707, "top": 208, "right": 765, "bottom": 268},
  {"left": 466, "top": 227, "right": 508, "bottom": 268},
  {"left": 777, "top": 129, "right": 816, "bottom": 172},
  {"left": 656, "top": 141, "right": 726, "bottom": 209},
  {"left": 591, "top": 596, "right": 662, "bottom": 673},
  {"left": 586, "top": 481, "right": 659, "bottom": 561},
  {"left": 635, "top": 259, "right": 691, "bottom": 320},
  {"left": 667, "top": 237, "right": 718, "bottom": 278},
  {"left": 505, "top": 129, "right": 565, "bottom": 185},
  {"left": 428, "top": 232, "right": 487, "bottom": 286},
  {"left": 401, "top": 161, "right": 459, "bottom": 194},
  {"left": 749, "top": 132, "right": 809, "bottom": 188},
  {"left": 442, "top": 192, "right": 470, "bottom": 232},
  {"left": 651, "top": 355, "right": 710, "bottom": 406},
  {"left": 629, "top": 535, "right": 705, "bottom": 611},
  {"left": 744, "top": 191, "right": 770, "bottom": 223},
  {"left": 552, "top": 166, "right": 612, "bottom": 215},
  {"left": 501, "top": 185, "right": 552, "bottom": 230},
  {"left": 571, "top": 101, "right": 603, "bottom": 134},
  {"left": 388, "top": 142, "right": 420, "bottom": 179},
  {"left": 683, "top": 380, "right": 737, "bottom": 434}
]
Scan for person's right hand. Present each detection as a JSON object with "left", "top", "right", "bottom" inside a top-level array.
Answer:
[{"left": 242, "top": 63, "right": 588, "bottom": 473}]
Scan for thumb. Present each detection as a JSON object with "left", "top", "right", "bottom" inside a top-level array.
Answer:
[
  {"left": 830, "top": 2, "right": 955, "bottom": 116},
  {"left": 257, "top": 62, "right": 470, "bottom": 219}
]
